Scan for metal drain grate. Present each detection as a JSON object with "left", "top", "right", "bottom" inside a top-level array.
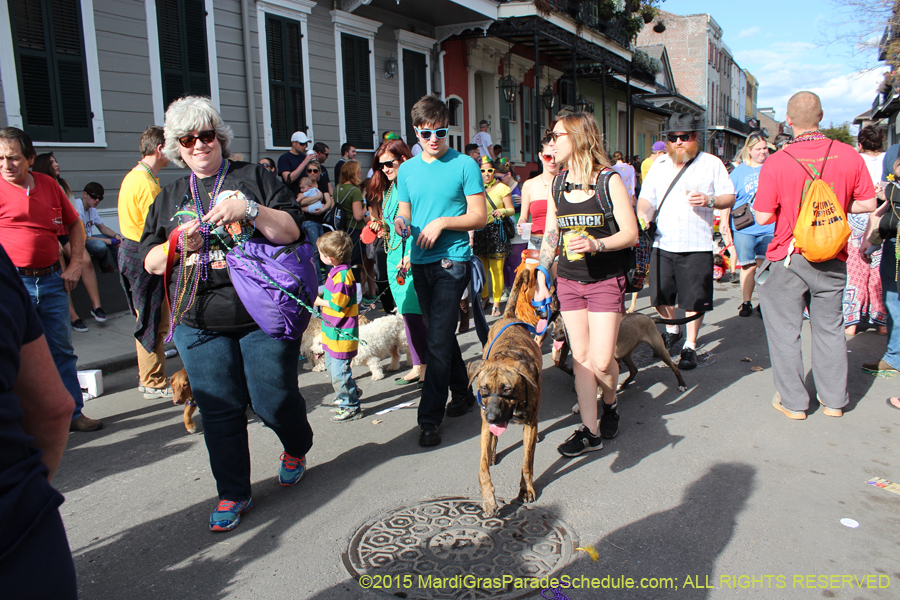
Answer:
[{"left": 343, "top": 497, "right": 578, "bottom": 599}]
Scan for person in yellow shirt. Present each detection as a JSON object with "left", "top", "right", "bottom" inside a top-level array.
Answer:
[
  {"left": 117, "top": 126, "right": 172, "bottom": 398},
  {"left": 471, "top": 156, "right": 514, "bottom": 316},
  {"left": 641, "top": 141, "right": 666, "bottom": 182}
]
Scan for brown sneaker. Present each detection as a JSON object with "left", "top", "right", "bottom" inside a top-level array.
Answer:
[
  {"left": 772, "top": 393, "right": 806, "bottom": 420},
  {"left": 862, "top": 359, "right": 898, "bottom": 374},
  {"left": 69, "top": 415, "right": 104, "bottom": 432}
]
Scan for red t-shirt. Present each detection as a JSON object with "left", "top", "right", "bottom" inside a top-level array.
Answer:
[
  {"left": 755, "top": 138, "right": 875, "bottom": 262},
  {"left": 0, "top": 172, "right": 78, "bottom": 268}
]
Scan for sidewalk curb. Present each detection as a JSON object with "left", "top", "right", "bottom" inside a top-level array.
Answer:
[{"left": 78, "top": 353, "right": 139, "bottom": 374}]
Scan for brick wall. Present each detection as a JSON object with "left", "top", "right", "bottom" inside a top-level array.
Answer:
[{"left": 637, "top": 12, "right": 710, "bottom": 108}]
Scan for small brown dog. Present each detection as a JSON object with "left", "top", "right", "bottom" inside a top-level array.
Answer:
[
  {"left": 467, "top": 267, "right": 543, "bottom": 517},
  {"left": 552, "top": 312, "right": 687, "bottom": 392},
  {"left": 169, "top": 368, "right": 198, "bottom": 434}
]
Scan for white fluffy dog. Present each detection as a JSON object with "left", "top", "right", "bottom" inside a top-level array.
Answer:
[{"left": 301, "top": 314, "right": 408, "bottom": 380}]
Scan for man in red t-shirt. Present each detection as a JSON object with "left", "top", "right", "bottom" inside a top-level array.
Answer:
[
  {"left": 0, "top": 127, "right": 102, "bottom": 432},
  {"left": 754, "top": 92, "right": 876, "bottom": 420}
]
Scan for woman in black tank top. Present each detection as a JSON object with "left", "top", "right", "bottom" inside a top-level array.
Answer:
[{"left": 533, "top": 113, "right": 639, "bottom": 458}]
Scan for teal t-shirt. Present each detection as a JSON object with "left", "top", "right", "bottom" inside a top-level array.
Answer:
[{"left": 392, "top": 148, "right": 484, "bottom": 264}]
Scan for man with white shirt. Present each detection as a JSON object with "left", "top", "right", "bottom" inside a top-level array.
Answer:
[
  {"left": 472, "top": 120, "right": 492, "bottom": 158},
  {"left": 637, "top": 113, "right": 735, "bottom": 370}
]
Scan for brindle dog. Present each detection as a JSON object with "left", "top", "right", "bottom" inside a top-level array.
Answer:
[{"left": 467, "top": 267, "right": 545, "bottom": 517}]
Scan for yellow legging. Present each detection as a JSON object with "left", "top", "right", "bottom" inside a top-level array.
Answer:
[{"left": 480, "top": 257, "right": 505, "bottom": 303}]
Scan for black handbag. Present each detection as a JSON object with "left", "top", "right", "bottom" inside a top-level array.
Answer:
[
  {"left": 731, "top": 201, "right": 755, "bottom": 230},
  {"left": 486, "top": 191, "right": 516, "bottom": 240},
  {"left": 878, "top": 183, "right": 900, "bottom": 241}
]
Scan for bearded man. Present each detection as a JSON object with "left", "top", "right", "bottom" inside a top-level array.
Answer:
[{"left": 636, "top": 113, "right": 735, "bottom": 370}]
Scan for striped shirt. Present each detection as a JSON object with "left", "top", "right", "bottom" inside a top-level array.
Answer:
[{"left": 321, "top": 264, "right": 358, "bottom": 359}]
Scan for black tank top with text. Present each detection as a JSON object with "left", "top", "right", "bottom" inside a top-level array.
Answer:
[{"left": 556, "top": 176, "right": 628, "bottom": 283}]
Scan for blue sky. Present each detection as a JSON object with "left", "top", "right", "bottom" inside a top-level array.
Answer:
[{"left": 666, "top": 0, "right": 888, "bottom": 125}]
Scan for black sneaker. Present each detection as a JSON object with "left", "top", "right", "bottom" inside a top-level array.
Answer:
[
  {"left": 662, "top": 329, "right": 683, "bottom": 353},
  {"left": 557, "top": 426, "right": 603, "bottom": 457},
  {"left": 445, "top": 393, "right": 475, "bottom": 417},
  {"left": 90, "top": 307, "right": 108, "bottom": 322},
  {"left": 71, "top": 319, "right": 89, "bottom": 333},
  {"left": 599, "top": 402, "right": 619, "bottom": 439},
  {"left": 678, "top": 347, "right": 698, "bottom": 370},
  {"left": 738, "top": 301, "right": 753, "bottom": 318}
]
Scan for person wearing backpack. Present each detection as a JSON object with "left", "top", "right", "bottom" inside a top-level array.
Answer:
[
  {"left": 636, "top": 113, "right": 736, "bottom": 371},
  {"left": 754, "top": 91, "right": 876, "bottom": 420}
]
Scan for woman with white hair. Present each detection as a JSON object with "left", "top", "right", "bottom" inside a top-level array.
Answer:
[{"left": 141, "top": 96, "right": 314, "bottom": 532}]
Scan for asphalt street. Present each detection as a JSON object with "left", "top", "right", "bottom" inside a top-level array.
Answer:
[{"left": 57, "top": 277, "right": 900, "bottom": 600}]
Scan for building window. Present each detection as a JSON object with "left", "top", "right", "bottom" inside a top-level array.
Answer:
[
  {"left": 7, "top": 0, "right": 93, "bottom": 142},
  {"left": 156, "top": 0, "right": 210, "bottom": 109},
  {"left": 266, "top": 13, "right": 305, "bottom": 147},
  {"left": 341, "top": 33, "right": 374, "bottom": 149}
]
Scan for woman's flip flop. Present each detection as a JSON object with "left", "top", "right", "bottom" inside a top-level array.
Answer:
[
  {"left": 887, "top": 398, "right": 900, "bottom": 411},
  {"left": 394, "top": 377, "right": 420, "bottom": 386}
]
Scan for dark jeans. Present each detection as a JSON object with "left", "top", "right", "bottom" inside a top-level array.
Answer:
[
  {"left": 173, "top": 324, "right": 314, "bottom": 501},
  {"left": 412, "top": 259, "right": 471, "bottom": 429}
]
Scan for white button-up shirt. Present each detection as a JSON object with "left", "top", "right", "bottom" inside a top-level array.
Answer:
[{"left": 640, "top": 152, "right": 735, "bottom": 252}]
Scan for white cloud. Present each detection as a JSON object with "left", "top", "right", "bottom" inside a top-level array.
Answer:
[
  {"left": 756, "top": 67, "right": 888, "bottom": 124},
  {"left": 737, "top": 26, "right": 760, "bottom": 39}
]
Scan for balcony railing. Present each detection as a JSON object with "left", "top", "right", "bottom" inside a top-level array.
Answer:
[{"left": 499, "top": 0, "right": 635, "bottom": 47}]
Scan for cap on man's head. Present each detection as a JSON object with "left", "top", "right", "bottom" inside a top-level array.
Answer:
[
  {"left": 652, "top": 141, "right": 666, "bottom": 153},
  {"left": 479, "top": 120, "right": 488, "bottom": 127},
  {"left": 291, "top": 132, "right": 310, "bottom": 144},
  {"left": 661, "top": 113, "right": 702, "bottom": 134}
]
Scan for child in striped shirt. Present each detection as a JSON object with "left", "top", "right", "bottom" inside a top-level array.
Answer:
[{"left": 314, "top": 231, "right": 362, "bottom": 422}]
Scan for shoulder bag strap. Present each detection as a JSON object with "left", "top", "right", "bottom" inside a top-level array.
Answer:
[
  {"left": 594, "top": 168, "right": 618, "bottom": 234},
  {"left": 652, "top": 154, "right": 697, "bottom": 228}
]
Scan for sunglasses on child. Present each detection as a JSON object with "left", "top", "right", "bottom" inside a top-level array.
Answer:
[
  {"left": 178, "top": 129, "right": 217, "bottom": 148},
  {"left": 666, "top": 133, "right": 693, "bottom": 143},
  {"left": 481, "top": 168, "right": 495, "bottom": 174},
  {"left": 415, "top": 127, "right": 449, "bottom": 140},
  {"left": 375, "top": 159, "right": 399, "bottom": 170},
  {"left": 86, "top": 192, "right": 103, "bottom": 201}
]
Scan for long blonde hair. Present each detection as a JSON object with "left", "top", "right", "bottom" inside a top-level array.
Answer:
[{"left": 557, "top": 113, "right": 612, "bottom": 186}]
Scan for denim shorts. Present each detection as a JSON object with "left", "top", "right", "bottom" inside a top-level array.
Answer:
[
  {"left": 733, "top": 231, "right": 774, "bottom": 266},
  {"left": 557, "top": 275, "right": 626, "bottom": 313}
]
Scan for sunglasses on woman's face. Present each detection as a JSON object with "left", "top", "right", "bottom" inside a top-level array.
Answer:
[
  {"left": 306, "top": 168, "right": 320, "bottom": 174},
  {"left": 376, "top": 159, "right": 399, "bottom": 170},
  {"left": 415, "top": 127, "right": 449, "bottom": 140},
  {"left": 549, "top": 131, "right": 568, "bottom": 141},
  {"left": 481, "top": 168, "right": 495, "bottom": 175},
  {"left": 541, "top": 154, "right": 555, "bottom": 162},
  {"left": 178, "top": 129, "right": 216, "bottom": 148},
  {"left": 666, "top": 133, "right": 693, "bottom": 143}
]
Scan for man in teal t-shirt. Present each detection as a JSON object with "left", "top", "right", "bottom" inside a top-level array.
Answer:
[{"left": 393, "top": 95, "right": 486, "bottom": 448}]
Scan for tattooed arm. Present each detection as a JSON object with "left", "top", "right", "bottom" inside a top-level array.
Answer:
[{"left": 534, "top": 188, "right": 559, "bottom": 303}]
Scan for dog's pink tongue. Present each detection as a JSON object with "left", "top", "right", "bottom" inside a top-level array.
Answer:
[
  {"left": 489, "top": 422, "right": 508, "bottom": 437},
  {"left": 537, "top": 318, "right": 548, "bottom": 333}
]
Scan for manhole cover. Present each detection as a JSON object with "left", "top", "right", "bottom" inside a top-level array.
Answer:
[{"left": 343, "top": 497, "right": 577, "bottom": 600}]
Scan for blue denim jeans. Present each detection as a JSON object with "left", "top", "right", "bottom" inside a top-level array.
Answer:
[
  {"left": 21, "top": 272, "right": 82, "bottom": 419},
  {"left": 324, "top": 353, "right": 360, "bottom": 409},
  {"left": 173, "top": 324, "right": 314, "bottom": 501},
  {"left": 302, "top": 220, "right": 325, "bottom": 283},
  {"left": 881, "top": 239, "right": 900, "bottom": 370},
  {"left": 412, "top": 259, "right": 471, "bottom": 429},
  {"left": 85, "top": 237, "right": 117, "bottom": 270}
]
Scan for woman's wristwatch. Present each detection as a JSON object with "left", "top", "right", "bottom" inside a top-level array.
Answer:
[
  {"left": 706, "top": 195, "right": 716, "bottom": 208},
  {"left": 594, "top": 238, "right": 606, "bottom": 252},
  {"left": 246, "top": 199, "right": 259, "bottom": 220}
]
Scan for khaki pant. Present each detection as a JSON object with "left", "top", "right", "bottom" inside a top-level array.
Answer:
[{"left": 136, "top": 303, "right": 169, "bottom": 389}]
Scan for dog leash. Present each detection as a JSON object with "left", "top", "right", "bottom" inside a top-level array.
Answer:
[{"left": 476, "top": 320, "right": 537, "bottom": 412}]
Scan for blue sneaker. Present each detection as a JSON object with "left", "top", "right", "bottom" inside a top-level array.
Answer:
[
  {"left": 209, "top": 498, "right": 253, "bottom": 532},
  {"left": 278, "top": 452, "right": 306, "bottom": 486}
]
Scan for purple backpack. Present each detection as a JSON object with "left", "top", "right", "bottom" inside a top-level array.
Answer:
[{"left": 227, "top": 237, "right": 318, "bottom": 340}]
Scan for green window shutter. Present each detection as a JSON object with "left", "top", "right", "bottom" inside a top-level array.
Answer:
[
  {"left": 9, "top": 0, "right": 92, "bottom": 142},
  {"left": 402, "top": 49, "right": 427, "bottom": 149},
  {"left": 266, "top": 13, "right": 305, "bottom": 147},
  {"left": 342, "top": 33, "right": 373, "bottom": 149},
  {"left": 157, "top": 0, "right": 210, "bottom": 109}
]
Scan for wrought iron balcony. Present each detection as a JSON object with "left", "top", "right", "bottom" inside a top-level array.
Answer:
[{"left": 497, "top": 0, "right": 636, "bottom": 48}]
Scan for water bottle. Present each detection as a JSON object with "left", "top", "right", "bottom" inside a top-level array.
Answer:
[{"left": 164, "top": 348, "right": 179, "bottom": 359}]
